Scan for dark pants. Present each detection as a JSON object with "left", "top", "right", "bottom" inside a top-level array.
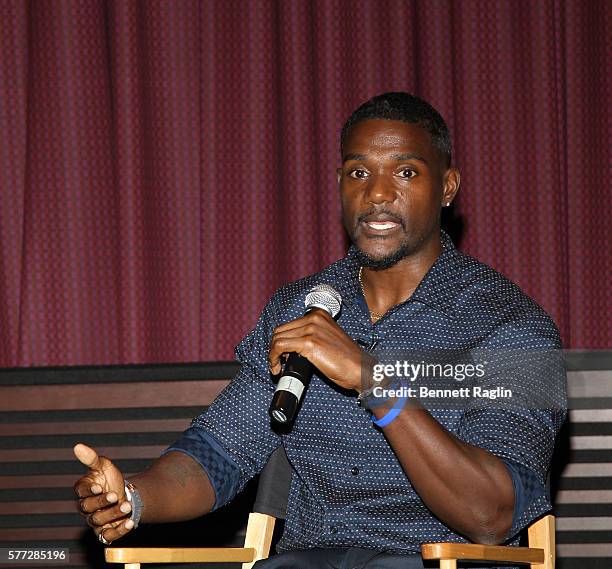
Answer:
[{"left": 252, "top": 548, "right": 427, "bottom": 569}]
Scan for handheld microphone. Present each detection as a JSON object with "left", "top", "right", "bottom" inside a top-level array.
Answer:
[{"left": 268, "top": 284, "right": 342, "bottom": 425}]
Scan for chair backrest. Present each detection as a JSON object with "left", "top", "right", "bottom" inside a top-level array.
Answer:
[
  {"left": 528, "top": 514, "right": 555, "bottom": 569},
  {"left": 253, "top": 446, "right": 292, "bottom": 519}
]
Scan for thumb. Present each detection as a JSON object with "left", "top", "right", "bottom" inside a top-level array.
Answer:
[{"left": 73, "top": 443, "right": 103, "bottom": 471}]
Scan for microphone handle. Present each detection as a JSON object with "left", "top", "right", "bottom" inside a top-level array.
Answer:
[{"left": 269, "top": 353, "right": 313, "bottom": 424}]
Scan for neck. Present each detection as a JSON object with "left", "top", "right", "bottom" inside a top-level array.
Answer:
[{"left": 360, "top": 235, "right": 442, "bottom": 316}]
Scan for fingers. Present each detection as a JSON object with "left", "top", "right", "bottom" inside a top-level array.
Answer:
[
  {"left": 269, "top": 312, "right": 365, "bottom": 390},
  {"left": 270, "top": 335, "right": 315, "bottom": 360},
  {"left": 74, "top": 475, "right": 104, "bottom": 499},
  {"left": 273, "top": 310, "right": 332, "bottom": 335},
  {"left": 74, "top": 443, "right": 103, "bottom": 470},
  {"left": 269, "top": 316, "right": 335, "bottom": 361},
  {"left": 269, "top": 313, "right": 335, "bottom": 374},
  {"left": 268, "top": 334, "right": 313, "bottom": 375},
  {"left": 73, "top": 443, "right": 133, "bottom": 545},
  {"left": 79, "top": 491, "right": 119, "bottom": 514},
  {"left": 73, "top": 444, "right": 104, "bottom": 499},
  {"left": 97, "top": 518, "right": 135, "bottom": 544},
  {"left": 86, "top": 500, "right": 132, "bottom": 527},
  {"left": 82, "top": 496, "right": 134, "bottom": 546}
]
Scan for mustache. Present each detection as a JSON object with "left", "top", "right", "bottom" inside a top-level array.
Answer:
[{"left": 356, "top": 208, "right": 405, "bottom": 228}]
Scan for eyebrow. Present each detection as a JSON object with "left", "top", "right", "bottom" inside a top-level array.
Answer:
[
  {"left": 342, "top": 152, "right": 428, "bottom": 164},
  {"left": 393, "top": 152, "right": 428, "bottom": 164},
  {"left": 342, "top": 153, "right": 366, "bottom": 162}
]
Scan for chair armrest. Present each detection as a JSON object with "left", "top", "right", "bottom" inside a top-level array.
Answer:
[
  {"left": 105, "top": 547, "right": 257, "bottom": 564},
  {"left": 420, "top": 543, "right": 545, "bottom": 564}
]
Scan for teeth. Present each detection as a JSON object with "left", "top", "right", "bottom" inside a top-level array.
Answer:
[{"left": 367, "top": 222, "right": 397, "bottom": 230}]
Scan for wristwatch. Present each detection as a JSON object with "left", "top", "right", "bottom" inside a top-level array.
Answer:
[
  {"left": 357, "top": 383, "right": 380, "bottom": 408},
  {"left": 124, "top": 480, "right": 143, "bottom": 528}
]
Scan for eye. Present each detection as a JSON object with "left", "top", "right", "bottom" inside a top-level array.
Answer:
[
  {"left": 397, "top": 168, "right": 417, "bottom": 179},
  {"left": 348, "top": 168, "right": 369, "bottom": 179}
]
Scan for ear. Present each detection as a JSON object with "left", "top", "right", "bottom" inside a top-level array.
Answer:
[
  {"left": 336, "top": 167, "right": 342, "bottom": 184},
  {"left": 441, "top": 168, "right": 460, "bottom": 207}
]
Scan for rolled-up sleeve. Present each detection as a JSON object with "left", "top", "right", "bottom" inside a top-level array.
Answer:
[
  {"left": 501, "top": 458, "right": 549, "bottom": 540},
  {"left": 166, "top": 297, "right": 282, "bottom": 510},
  {"left": 457, "top": 312, "right": 567, "bottom": 540}
]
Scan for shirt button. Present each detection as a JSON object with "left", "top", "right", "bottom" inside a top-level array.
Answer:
[
  {"left": 351, "top": 467, "right": 359, "bottom": 476},
  {"left": 330, "top": 526, "right": 338, "bottom": 534}
]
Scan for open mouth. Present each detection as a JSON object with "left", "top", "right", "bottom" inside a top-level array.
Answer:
[
  {"left": 365, "top": 221, "right": 399, "bottom": 231},
  {"left": 361, "top": 220, "right": 401, "bottom": 235}
]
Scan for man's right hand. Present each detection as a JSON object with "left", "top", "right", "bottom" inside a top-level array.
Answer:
[{"left": 73, "top": 443, "right": 134, "bottom": 544}]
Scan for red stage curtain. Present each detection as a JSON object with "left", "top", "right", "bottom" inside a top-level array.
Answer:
[{"left": 0, "top": 1, "right": 609, "bottom": 366}]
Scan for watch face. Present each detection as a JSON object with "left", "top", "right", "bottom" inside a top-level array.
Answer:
[
  {"left": 357, "top": 387, "right": 375, "bottom": 408},
  {"left": 122, "top": 482, "right": 143, "bottom": 528}
]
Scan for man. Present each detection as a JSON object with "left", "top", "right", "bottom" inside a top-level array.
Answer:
[{"left": 74, "top": 93, "right": 566, "bottom": 568}]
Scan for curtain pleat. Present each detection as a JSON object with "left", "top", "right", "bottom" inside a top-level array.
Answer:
[{"left": 0, "top": 0, "right": 609, "bottom": 366}]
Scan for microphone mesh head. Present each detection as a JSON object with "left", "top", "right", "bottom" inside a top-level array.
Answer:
[{"left": 305, "top": 284, "right": 342, "bottom": 318}]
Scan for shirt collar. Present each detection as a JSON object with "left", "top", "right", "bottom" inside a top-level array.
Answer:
[
  {"left": 409, "top": 231, "right": 462, "bottom": 318},
  {"left": 337, "top": 230, "right": 462, "bottom": 319}
]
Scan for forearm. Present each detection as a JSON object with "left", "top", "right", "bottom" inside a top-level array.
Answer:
[
  {"left": 373, "top": 401, "right": 514, "bottom": 543},
  {"left": 129, "top": 451, "right": 216, "bottom": 524}
]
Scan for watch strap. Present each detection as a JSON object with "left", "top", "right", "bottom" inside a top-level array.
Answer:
[{"left": 124, "top": 480, "right": 143, "bottom": 529}]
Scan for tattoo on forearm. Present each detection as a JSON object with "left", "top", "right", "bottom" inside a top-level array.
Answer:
[{"left": 165, "top": 458, "right": 201, "bottom": 488}]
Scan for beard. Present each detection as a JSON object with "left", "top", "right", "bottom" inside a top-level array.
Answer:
[
  {"left": 347, "top": 207, "right": 422, "bottom": 270},
  {"left": 352, "top": 239, "right": 417, "bottom": 270}
]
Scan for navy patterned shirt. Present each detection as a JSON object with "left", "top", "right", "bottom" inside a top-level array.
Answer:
[{"left": 167, "top": 232, "right": 566, "bottom": 555}]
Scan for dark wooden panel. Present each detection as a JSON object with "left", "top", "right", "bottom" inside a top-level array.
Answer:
[
  {"left": 0, "top": 362, "right": 240, "bottom": 386},
  {"left": 0, "top": 364, "right": 241, "bottom": 569},
  {"left": 0, "top": 419, "right": 190, "bottom": 436},
  {"left": 0, "top": 500, "right": 76, "bottom": 515},
  {"left": 1, "top": 356, "right": 611, "bottom": 568},
  {"left": 0, "top": 445, "right": 167, "bottom": 462},
  {"left": 0, "top": 380, "right": 228, "bottom": 411}
]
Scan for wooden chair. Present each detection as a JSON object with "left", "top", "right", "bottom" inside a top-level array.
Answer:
[
  {"left": 105, "top": 447, "right": 291, "bottom": 569},
  {"left": 106, "top": 448, "right": 556, "bottom": 568},
  {"left": 421, "top": 514, "right": 555, "bottom": 568}
]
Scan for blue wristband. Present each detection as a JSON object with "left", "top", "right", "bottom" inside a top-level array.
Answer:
[{"left": 371, "top": 392, "right": 409, "bottom": 427}]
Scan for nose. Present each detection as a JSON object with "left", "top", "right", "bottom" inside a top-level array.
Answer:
[{"left": 365, "top": 174, "right": 396, "bottom": 205}]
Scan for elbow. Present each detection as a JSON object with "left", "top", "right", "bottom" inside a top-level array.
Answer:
[
  {"left": 468, "top": 523, "right": 510, "bottom": 545},
  {"left": 466, "top": 502, "right": 513, "bottom": 545},
  {"left": 470, "top": 527, "right": 507, "bottom": 546}
]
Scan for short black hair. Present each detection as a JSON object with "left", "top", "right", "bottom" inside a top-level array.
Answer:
[{"left": 340, "top": 92, "right": 452, "bottom": 166}]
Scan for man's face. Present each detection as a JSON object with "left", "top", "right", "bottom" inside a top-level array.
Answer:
[{"left": 337, "top": 119, "right": 459, "bottom": 269}]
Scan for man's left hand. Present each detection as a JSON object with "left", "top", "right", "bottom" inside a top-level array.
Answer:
[{"left": 268, "top": 310, "right": 365, "bottom": 392}]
